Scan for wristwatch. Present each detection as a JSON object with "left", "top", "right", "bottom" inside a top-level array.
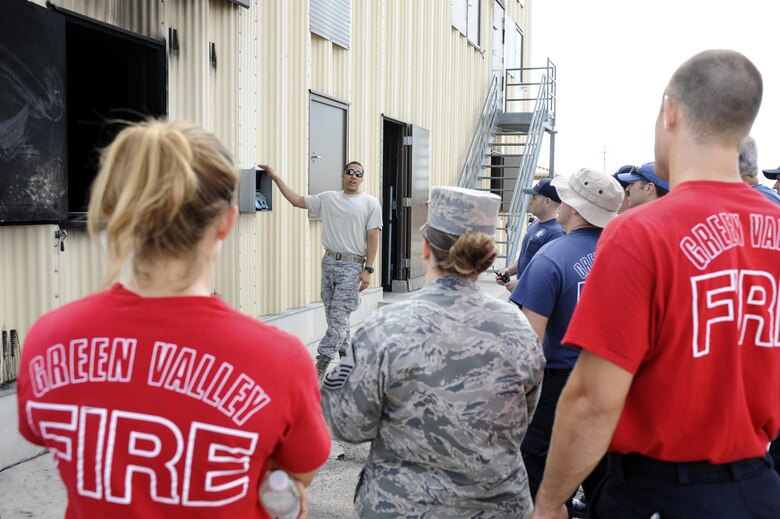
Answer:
[{"left": 363, "top": 266, "right": 374, "bottom": 274}]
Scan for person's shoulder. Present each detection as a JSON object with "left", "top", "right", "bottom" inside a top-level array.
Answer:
[
  {"left": 753, "top": 184, "right": 780, "bottom": 204},
  {"left": 543, "top": 221, "right": 565, "bottom": 238},
  {"left": 37, "top": 289, "right": 112, "bottom": 321},
  {"left": 352, "top": 300, "right": 420, "bottom": 346},
  {"left": 358, "top": 191, "right": 381, "bottom": 205},
  {"left": 536, "top": 231, "right": 573, "bottom": 255},
  {"left": 25, "top": 289, "right": 115, "bottom": 346},
  {"left": 480, "top": 296, "right": 540, "bottom": 343},
  {"left": 317, "top": 190, "right": 340, "bottom": 201}
]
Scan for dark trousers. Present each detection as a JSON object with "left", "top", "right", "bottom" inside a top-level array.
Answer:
[
  {"left": 770, "top": 435, "right": 780, "bottom": 479},
  {"left": 521, "top": 369, "right": 607, "bottom": 505},
  {"left": 591, "top": 453, "right": 780, "bottom": 519}
]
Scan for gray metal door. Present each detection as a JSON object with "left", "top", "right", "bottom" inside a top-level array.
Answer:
[
  {"left": 309, "top": 94, "right": 347, "bottom": 196},
  {"left": 407, "top": 125, "right": 430, "bottom": 283}
]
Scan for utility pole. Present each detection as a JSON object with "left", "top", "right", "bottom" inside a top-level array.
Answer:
[{"left": 598, "top": 145, "right": 611, "bottom": 172}]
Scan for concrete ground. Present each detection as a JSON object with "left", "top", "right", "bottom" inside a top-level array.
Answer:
[{"left": 0, "top": 274, "right": 512, "bottom": 518}]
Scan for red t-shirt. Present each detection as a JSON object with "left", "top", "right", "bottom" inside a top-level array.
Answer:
[
  {"left": 17, "top": 284, "right": 330, "bottom": 518},
  {"left": 564, "top": 181, "right": 780, "bottom": 463}
]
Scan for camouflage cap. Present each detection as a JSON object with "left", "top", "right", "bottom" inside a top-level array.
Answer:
[{"left": 424, "top": 186, "right": 501, "bottom": 236}]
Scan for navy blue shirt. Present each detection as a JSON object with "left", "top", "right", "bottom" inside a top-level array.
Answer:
[
  {"left": 516, "top": 218, "right": 565, "bottom": 276},
  {"left": 511, "top": 227, "right": 602, "bottom": 369}
]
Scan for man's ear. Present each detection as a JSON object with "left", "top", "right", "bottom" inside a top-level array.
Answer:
[{"left": 662, "top": 95, "right": 678, "bottom": 130}]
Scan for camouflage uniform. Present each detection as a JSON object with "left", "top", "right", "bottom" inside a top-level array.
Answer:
[
  {"left": 321, "top": 275, "right": 544, "bottom": 518},
  {"left": 319, "top": 255, "right": 362, "bottom": 359}
]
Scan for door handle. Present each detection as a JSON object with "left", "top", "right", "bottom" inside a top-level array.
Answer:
[{"left": 311, "top": 153, "right": 323, "bottom": 161}]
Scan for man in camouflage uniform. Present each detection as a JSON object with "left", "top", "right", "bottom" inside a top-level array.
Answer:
[
  {"left": 262, "top": 161, "right": 382, "bottom": 378},
  {"left": 322, "top": 186, "right": 545, "bottom": 518}
]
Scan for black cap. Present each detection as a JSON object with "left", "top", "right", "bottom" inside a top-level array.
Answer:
[
  {"left": 521, "top": 178, "right": 561, "bottom": 204},
  {"left": 763, "top": 166, "right": 780, "bottom": 180}
]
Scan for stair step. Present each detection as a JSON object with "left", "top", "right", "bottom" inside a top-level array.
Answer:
[
  {"left": 481, "top": 164, "right": 520, "bottom": 169},
  {"left": 484, "top": 153, "right": 525, "bottom": 158},
  {"left": 476, "top": 176, "right": 518, "bottom": 180},
  {"left": 489, "top": 142, "right": 527, "bottom": 147}
]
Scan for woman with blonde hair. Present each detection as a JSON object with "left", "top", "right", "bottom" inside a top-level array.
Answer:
[
  {"left": 17, "top": 120, "right": 330, "bottom": 518},
  {"left": 321, "top": 186, "right": 545, "bottom": 518}
]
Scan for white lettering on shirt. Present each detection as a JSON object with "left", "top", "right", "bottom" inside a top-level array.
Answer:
[
  {"left": 750, "top": 214, "right": 780, "bottom": 252},
  {"left": 573, "top": 253, "right": 595, "bottom": 280},
  {"left": 691, "top": 269, "right": 779, "bottom": 357},
  {"left": 147, "top": 342, "right": 271, "bottom": 427},
  {"left": 677, "top": 213, "right": 780, "bottom": 270},
  {"left": 26, "top": 402, "right": 259, "bottom": 507},
  {"left": 29, "top": 338, "right": 137, "bottom": 398}
]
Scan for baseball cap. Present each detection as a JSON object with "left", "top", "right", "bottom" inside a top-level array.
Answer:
[
  {"left": 617, "top": 162, "right": 670, "bottom": 191},
  {"left": 551, "top": 168, "right": 624, "bottom": 228},
  {"left": 612, "top": 165, "right": 635, "bottom": 189},
  {"left": 763, "top": 166, "right": 780, "bottom": 180},
  {"left": 422, "top": 186, "right": 500, "bottom": 236},
  {"left": 521, "top": 178, "right": 562, "bottom": 204}
]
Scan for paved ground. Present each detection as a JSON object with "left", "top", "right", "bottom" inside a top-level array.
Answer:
[
  {"left": 0, "top": 274, "right": 512, "bottom": 518},
  {"left": 0, "top": 440, "right": 372, "bottom": 519}
]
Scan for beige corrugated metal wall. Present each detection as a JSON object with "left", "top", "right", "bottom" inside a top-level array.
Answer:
[
  {"left": 235, "top": 2, "right": 261, "bottom": 317},
  {"left": 3, "top": 0, "right": 534, "bottom": 343},
  {"left": 253, "top": 0, "right": 316, "bottom": 315},
  {"left": 48, "top": 0, "right": 163, "bottom": 37},
  {"left": 0, "top": 226, "right": 59, "bottom": 347}
]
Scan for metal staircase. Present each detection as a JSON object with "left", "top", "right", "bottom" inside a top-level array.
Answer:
[{"left": 458, "top": 59, "right": 557, "bottom": 266}]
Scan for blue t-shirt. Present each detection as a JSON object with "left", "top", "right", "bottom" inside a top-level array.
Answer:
[
  {"left": 753, "top": 184, "right": 780, "bottom": 205},
  {"left": 511, "top": 227, "right": 602, "bottom": 369},
  {"left": 516, "top": 218, "right": 565, "bottom": 276}
]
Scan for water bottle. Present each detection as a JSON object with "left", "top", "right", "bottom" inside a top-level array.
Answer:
[{"left": 259, "top": 470, "right": 300, "bottom": 519}]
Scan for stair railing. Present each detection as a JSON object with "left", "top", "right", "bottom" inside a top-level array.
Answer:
[
  {"left": 504, "top": 74, "right": 550, "bottom": 265},
  {"left": 458, "top": 75, "right": 500, "bottom": 189}
]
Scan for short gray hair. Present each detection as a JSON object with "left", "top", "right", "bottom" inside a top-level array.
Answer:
[{"left": 738, "top": 136, "right": 758, "bottom": 177}]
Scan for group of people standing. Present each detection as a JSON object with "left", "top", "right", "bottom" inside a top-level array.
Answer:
[{"left": 15, "top": 48, "right": 780, "bottom": 519}]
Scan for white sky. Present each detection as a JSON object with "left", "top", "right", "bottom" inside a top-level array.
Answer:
[{"left": 529, "top": 0, "right": 780, "bottom": 188}]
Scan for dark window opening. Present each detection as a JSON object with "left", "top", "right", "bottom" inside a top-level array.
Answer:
[
  {"left": 0, "top": 1, "right": 166, "bottom": 224},
  {"left": 65, "top": 16, "right": 166, "bottom": 216}
]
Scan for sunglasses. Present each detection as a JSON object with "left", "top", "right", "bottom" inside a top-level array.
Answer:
[{"left": 344, "top": 169, "right": 364, "bottom": 178}]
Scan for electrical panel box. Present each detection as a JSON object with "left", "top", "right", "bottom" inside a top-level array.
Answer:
[{"left": 239, "top": 168, "right": 273, "bottom": 213}]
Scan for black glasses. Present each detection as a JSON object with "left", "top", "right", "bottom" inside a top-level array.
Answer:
[{"left": 344, "top": 169, "right": 364, "bottom": 178}]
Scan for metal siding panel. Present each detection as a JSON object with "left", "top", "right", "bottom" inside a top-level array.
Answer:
[
  {"left": 60, "top": 231, "right": 107, "bottom": 306},
  {"left": 236, "top": 1, "right": 260, "bottom": 316},
  {"left": 255, "top": 0, "right": 313, "bottom": 317},
  {"left": 311, "top": 0, "right": 350, "bottom": 49},
  {"left": 207, "top": 0, "right": 241, "bottom": 310},
  {"left": 167, "top": 0, "right": 208, "bottom": 122},
  {"left": 49, "top": 0, "right": 163, "bottom": 38},
  {"left": 311, "top": 20, "right": 349, "bottom": 98},
  {"left": 349, "top": 0, "right": 382, "bottom": 283},
  {"left": 451, "top": 0, "right": 467, "bottom": 35},
  {"left": 0, "top": 226, "right": 58, "bottom": 348},
  {"left": 467, "top": 0, "right": 480, "bottom": 45}
]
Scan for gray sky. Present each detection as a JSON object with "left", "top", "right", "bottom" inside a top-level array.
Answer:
[{"left": 530, "top": 0, "right": 779, "bottom": 187}]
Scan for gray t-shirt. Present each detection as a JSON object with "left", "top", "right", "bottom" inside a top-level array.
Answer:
[{"left": 304, "top": 191, "right": 383, "bottom": 256}]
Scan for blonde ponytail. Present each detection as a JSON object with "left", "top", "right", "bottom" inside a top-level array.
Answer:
[{"left": 88, "top": 120, "right": 239, "bottom": 287}]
